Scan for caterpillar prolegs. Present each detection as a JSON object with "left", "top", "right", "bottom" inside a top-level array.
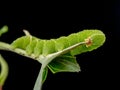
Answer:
[{"left": 11, "top": 30, "right": 105, "bottom": 58}]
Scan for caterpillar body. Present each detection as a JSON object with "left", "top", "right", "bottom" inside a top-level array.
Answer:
[{"left": 11, "top": 30, "right": 105, "bottom": 57}]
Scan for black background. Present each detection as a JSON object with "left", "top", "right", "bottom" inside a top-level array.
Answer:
[{"left": 0, "top": 1, "right": 118, "bottom": 90}]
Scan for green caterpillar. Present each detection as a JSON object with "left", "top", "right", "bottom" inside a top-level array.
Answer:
[
  {"left": 11, "top": 30, "right": 105, "bottom": 57},
  {"left": 0, "top": 26, "right": 106, "bottom": 90}
]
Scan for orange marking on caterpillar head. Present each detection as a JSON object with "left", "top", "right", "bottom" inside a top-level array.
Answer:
[{"left": 85, "top": 37, "right": 92, "bottom": 47}]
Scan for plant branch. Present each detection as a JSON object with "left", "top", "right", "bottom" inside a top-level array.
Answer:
[
  {"left": 0, "top": 54, "right": 9, "bottom": 86},
  {"left": 33, "top": 64, "right": 46, "bottom": 90}
]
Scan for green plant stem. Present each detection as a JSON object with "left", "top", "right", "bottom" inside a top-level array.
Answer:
[
  {"left": 33, "top": 64, "right": 46, "bottom": 90},
  {"left": 0, "top": 54, "right": 8, "bottom": 86}
]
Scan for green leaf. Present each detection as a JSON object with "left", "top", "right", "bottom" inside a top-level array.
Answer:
[
  {"left": 42, "top": 67, "right": 48, "bottom": 83},
  {"left": 48, "top": 55, "right": 80, "bottom": 73},
  {"left": 0, "top": 26, "right": 8, "bottom": 37}
]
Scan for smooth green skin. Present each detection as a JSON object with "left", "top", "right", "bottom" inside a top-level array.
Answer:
[{"left": 0, "top": 26, "right": 106, "bottom": 90}]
